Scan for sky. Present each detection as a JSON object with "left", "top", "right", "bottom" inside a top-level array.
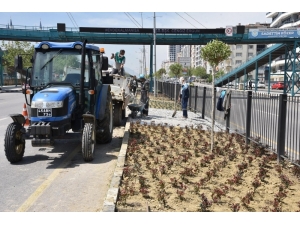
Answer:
[{"left": 0, "top": 1, "right": 284, "bottom": 75}]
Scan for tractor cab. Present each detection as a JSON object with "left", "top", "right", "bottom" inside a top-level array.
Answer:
[{"left": 4, "top": 41, "right": 113, "bottom": 163}]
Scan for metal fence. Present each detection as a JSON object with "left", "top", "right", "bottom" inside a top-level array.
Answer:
[{"left": 157, "top": 81, "right": 300, "bottom": 165}]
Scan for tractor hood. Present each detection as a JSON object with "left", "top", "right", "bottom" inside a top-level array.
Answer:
[
  {"left": 30, "top": 86, "right": 76, "bottom": 122},
  {"left": 32, "top": 86, "right": 74, "bottom": 102}
]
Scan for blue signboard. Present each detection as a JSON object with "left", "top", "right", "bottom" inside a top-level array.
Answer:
[{"left": 248, "top": 28, "right": 300, "bottom": 39}]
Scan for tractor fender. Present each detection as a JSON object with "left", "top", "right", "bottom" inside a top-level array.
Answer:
[
  {"left": 95, "top": 84, "right": 111, "bottom": 121},
  {"left": 8, "top": 114, "right": 27, "bottom": 137},
  {"left": 9, "top": 114, "right": 26, "bottom": 126}
]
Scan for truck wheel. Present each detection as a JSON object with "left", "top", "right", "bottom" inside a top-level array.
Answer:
[
  {"left": 113, "top": 102, "right": 122, "bottom": 126},
  {"left": 122, "top": 108, "right": 126, "bottom": 119},
  {"left": 96, "top": 91, "right": 113, "bottom": 144},
  {"left": 4, "top": 122, "right": 25, "bottom": 163},
  {"left": 82, "top": 123, "right": 95, "bottom": 162}
]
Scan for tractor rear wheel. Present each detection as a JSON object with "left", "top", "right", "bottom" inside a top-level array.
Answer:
[
  {"left": 4, "top": 122, "right": 25, "bottom": 163},
  {"left": 96, "top": 90, "right": 113, "bottom": 144},
  {"left": 82, "top": 123, "right": 95, "bottom": 162}
]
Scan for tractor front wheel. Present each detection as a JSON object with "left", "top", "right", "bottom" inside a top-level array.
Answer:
[
  {"left": 4, "top": 122, "right": 25, "bottom": 163},
  {"left": 82, "top": 123, "right": 95, "bottom": 162}
]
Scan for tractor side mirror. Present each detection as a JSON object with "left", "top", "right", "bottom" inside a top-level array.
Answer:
[
  {"left": 14, "top": 55, "right": 23, "bottom": 70},
  {"left": 102, "top": 56, "right": 108, "bottom": 71}
]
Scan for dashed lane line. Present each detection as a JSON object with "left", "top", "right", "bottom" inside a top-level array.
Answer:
[{"left": 16, "top": 145, "right": 80, "bottom": 212}]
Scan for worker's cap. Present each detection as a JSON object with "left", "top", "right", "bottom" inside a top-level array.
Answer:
[
  {"left": 139, "top": 74, "right": 145, "bottom": 79},
  {"left": 179, "top": 77, "right": 185, "bottom": 82}
]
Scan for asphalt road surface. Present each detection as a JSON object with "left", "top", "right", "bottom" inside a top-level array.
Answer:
[{"left": 0, "top": 92, "right": 126, "bottom": 212}]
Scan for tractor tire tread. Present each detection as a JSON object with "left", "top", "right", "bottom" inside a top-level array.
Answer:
[
  {"left": 82, "top": 123, "right": 95, "bottom": 162},
  {"left": 4, "top": 122, "right": 25, "bottom": 163}
]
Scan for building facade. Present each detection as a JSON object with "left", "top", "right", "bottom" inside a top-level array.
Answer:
[
  {"left": 168, "top": 45, "right": 182, "bottom": 62},
  {"left": 266, "top": 12, "right": 300, "bottom": 81}
]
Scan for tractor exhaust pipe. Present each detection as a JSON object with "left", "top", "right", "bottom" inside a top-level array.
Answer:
[{"left": 79, "top": 39, "right": 87, "bottom": 109}]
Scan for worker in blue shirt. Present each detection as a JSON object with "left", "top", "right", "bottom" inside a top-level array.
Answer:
[
  {"left": 178, "top": 77, "right": 189, "bottom": 118},
  {"left": 111, "top": 49, "right": 126, "bottom": 76}
]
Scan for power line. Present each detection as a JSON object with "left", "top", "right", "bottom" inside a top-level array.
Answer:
[
  {"left": 127, "top": 13, "right": 142, "bottom": 28},
  {"left": 66, "top": 12, "right": 78, "bottom": 30},
  {"left": 124, "top": 12, "right": 140, "bottom": 28},
  {"left": 184, "top": 12, "right": 207, "bottom": 28},
  {"left": 175, "top": 12, "right": 197, "bottom": 28},
  {"left": 69, "top": 12, "right": 79, "bottom": 29}
]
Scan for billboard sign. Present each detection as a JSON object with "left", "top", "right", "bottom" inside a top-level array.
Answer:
[
  {"left": 178, "top": 57, "right": 191, "bottom": 68},
  {"left": 248, "top": 28, "right": 300, "bottom": 39}
]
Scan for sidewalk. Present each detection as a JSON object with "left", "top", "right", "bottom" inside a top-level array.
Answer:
[{"left": 0, "top": 85, "right": 22, "bottom": 93}]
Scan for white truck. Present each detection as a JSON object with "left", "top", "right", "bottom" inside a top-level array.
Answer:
[
  {"left": 102, "top": 69, "right": 133, "bottom": 126},
  {"left": 64, "top": 66, "right": 133, "bottom": 126}
]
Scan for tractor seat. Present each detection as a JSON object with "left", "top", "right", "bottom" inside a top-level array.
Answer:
[{"left": 64, "top": 73, "right": 81, "bottom": 85}]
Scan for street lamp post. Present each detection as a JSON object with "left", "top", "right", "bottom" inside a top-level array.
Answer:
[{"left": 153, "top": 12, "right": 157, "bottom": 97}]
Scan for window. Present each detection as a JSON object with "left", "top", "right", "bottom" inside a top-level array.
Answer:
[
  {"left": 248, "top": 45, "right": 254, "bottom": 49},
  {"left": 236, "top": 53, "right": 242, "bottom": 57},
  {"left": 236, "top": 60, "right": 242, "bottom": 65},
  {"left": 248, "top": 53, "right": 253, "bottom": 57},
  {"left": 236, "top": 45, "right": 242, "bottom": 49}
]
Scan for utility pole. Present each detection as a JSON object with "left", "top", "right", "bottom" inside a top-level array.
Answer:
[
  {"left": 141, "top": 13, "right": 147, "bottom": 77},
  {"left": 153, "top": 12, "right": 157, "bottom": 97}
]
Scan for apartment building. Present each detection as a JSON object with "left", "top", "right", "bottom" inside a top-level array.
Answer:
[
  {"left": 168, "top": 45, "right": 182, "bottom": 62},
  {"left": 266, "top": 12, "right": 300, "bottom": 81}
]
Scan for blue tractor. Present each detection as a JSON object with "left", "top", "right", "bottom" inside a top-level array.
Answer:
[{"left": 4, "top": 40, "right": 113, "bottom": 163}]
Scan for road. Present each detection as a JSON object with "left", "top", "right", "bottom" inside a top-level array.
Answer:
[{"left": 0, "top": 92, "right": 125, "bottom": 212}]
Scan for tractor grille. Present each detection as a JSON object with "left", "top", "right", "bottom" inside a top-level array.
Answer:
[{"left": 31, "top": 97, "right": 69, "bottom": 117}]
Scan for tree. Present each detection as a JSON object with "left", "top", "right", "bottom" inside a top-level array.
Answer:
[
  {"left": 207, "top": 69, "right": 226, "bottom": 83},
  {"left": 192, "top": 66, "right": 207, "bottom": 79},
  {"left": 169, "top": 63, "right": 183, "bottom": 110},
  {"left": 158, "top": 68, "right": 166, "bottom": 76},
  {"left": 185, "top": 67, "right": 193, "bottom": 77},
  {"left": 1, "top": 41, "right": 34, "bottom": 76},
  {"left": 200, "top": 39, "right": 231, "bottom": 152}
]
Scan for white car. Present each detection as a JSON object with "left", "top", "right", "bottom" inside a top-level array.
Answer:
[{"left": 252, "top": 82, "right": 266, "bottom": 88}]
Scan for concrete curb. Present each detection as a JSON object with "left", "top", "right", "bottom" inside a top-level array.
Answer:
[
  {"left": 0, "top": 89, "right": 22, "bottom": 93},
  {"left": 102, "top": 120, "right": 130, "bottom": 212}
]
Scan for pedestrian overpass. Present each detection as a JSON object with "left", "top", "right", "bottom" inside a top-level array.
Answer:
[
  {"left": 1, "top": 23, "right": 300, "bottom": 95},
  {"left": 214, "top": 41, "right": 300, "bottom": 96}
]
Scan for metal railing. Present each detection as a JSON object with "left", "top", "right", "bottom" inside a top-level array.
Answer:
[
  {"left": 158, "top": 81, "right": 300, "bottom": 166},
  {"left": 0, "top": 24, "right": 80, "bottom": 32}
]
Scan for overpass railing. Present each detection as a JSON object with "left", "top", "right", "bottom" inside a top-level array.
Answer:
[
  {"left": 0, "top": 24, "right": 79, "bottom": 31},
  {"left": 158, "top": 81, "right": 300, "bottom": 166}
]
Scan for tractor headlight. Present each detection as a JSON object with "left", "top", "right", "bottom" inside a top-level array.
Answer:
[
  {"left": 31, "top": 101, "right": 43, "bottom": 108},
  {"left": 46, "top": 101, "right": 63, "bottom": 108},
  {"left": 41, "top": 44, "right": 49, "bottom": 50},
  {"left": 74, "top": 44, "right": 82, "bottom": 50}
]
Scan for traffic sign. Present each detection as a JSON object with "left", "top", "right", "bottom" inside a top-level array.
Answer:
[{"left": 225, "top": 26, "right": 233, "bottom": 36}]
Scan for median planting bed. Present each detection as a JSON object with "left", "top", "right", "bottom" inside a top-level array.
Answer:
[{"left": 116, "top": 121, "right": 300, "bottom": 212}]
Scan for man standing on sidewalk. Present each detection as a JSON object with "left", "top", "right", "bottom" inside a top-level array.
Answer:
[
  {"left": 248, "top": 80, "right": 252, "bottom": 90},
  {"left": 178, "top": 77, "right": 189, "bottom": 119},
  {"left": 129, "top": 75, "right": 138, "bottom": 96},
  {"left": 139, "top": 74, "right": 149, "bottom": 116}
]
